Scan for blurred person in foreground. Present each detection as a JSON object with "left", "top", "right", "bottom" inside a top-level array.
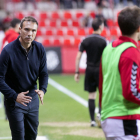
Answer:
[
  {"left": 74, "top": 18, "right": 107, "bottom": 127},
  {"left": 99, "top": 6, "right": 140, "bottom": 140},
  {"left": 1, "top": 18, "right": 20, "bottom": 120},
  {"left": 1, "top": 18, "right": 20, "bottom": 53},
  {"left": 0, "top": 21, "right": 5, "bottom": 50},
  {"left": 0, "top": 16, "right": 48, "bottom": 140}
]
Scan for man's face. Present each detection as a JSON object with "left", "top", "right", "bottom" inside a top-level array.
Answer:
[{"left": 19, "top": 21, "right": 38, "bottom": 45}]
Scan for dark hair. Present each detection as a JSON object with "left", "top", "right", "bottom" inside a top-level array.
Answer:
[
  {"left": 92, "top": 18, "right": 103, "bottom": 31},
  {"left": 118, "top": 6, "right": 140, "bottom": 36},
  {"left": 20, "top": 16, "right": 38, "bottom": 28},
  {"left": 11, "top": 18, "right": 21, "bottom": 28}
]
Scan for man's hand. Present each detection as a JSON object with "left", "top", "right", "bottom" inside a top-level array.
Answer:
[
  {"left": 35, "top": 90, "right": 44, "bottom": 105},
  {"left": 74, "top": 73, "right": 80, "bottom": 82},
  {"left": 16, "top": 91, "right": 32, "bottom": 106}
]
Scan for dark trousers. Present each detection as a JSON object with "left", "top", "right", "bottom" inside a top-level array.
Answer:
[{"left": 5, "top": 95, "right": 39, "bottom": 140}]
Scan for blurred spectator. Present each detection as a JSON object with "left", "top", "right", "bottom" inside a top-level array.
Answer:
[
  {"left": 95, "top": 0, "right": 109, "bottom": 7},
  {"left": 79, "top": 12, "right": 93, "bottom": 28},
  {"left": 132, "top": 0, "right": 140, "bottom": 6},
  {"left": 0, "top": 0, "right": 4, "bottom": 10},
  {"left": 114, "top": 0, "right": 128, "bottom": 7},
  {"left": 60, "top": 0, "right": 73, "bottom": 9},
  {"left": 0, "top": 22, "right": 5, "bottom": 52},
  {"left": 22, "top": 0, "right": 37, "bottom": 9},
  {"left": 73, "top": 0, "right": 84, "bottom": 8},
  {"left": 1, "top": 18, "right": 20, "bottom": 120},
  {"left": 1, "top": 18, "right": 20, "bottom": 53},
  {"left": 96, "top": 6, "right": 108, "bottom": 27},
  {"left": 2, "top": 11, "right": 13, "bottom": 27}
]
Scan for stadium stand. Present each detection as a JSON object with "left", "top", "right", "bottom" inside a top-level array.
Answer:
[{"left": 2, "top": 0, "right": 128, "bottom": 47}]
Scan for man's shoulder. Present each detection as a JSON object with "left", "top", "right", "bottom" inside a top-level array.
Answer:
[
  {"left": 4, "top": 39, "right": 16, "bottom": 48},
  {"left": 33, "top": 40, "right": 43, "bottom": 47},
  {"left": 122, "top": 47, "right": 140, "bottom": 60},
  {"left": 33, "top": 40, "right": 45, "bottom": 52},
  {"left": 3, "top": 39, "right": 18, "bottom": 52},
  {"left": 84, "top": 34, "right": 106, "bottom": 42}
]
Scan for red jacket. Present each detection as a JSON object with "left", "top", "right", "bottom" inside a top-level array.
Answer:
[
  {"left": 99, "top": 36, "right": 140, "bottom": 120},
  {"left": 1, "top": 29, "right": 19, "bottom": 53}
]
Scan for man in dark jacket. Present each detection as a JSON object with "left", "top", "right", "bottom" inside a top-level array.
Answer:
[{"left": 0, "top": 16, "right": 48, "bottom": 140}]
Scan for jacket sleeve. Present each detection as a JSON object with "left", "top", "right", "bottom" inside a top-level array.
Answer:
[
  {"left": 0, "top": 49, "right": 18, "bottom": 100},
  {"left": 39, "top": 45, "right": 48, "bottom": 94},
  {"left": 119, "top": 54, "right": 140, "bottom": 105}
]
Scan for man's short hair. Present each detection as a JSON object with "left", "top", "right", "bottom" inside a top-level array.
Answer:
[
  {"left": 92, "top": 18, "right": 103, "bottom": 31},
  {"left": 118, "top": 6, "right": 140, "bottom": 36},
  {"left": 11, "top": 18, "right": 21, "bottom": 28},
  {"left": 20, "top": 16, "right": 38, "bottom": 28}
]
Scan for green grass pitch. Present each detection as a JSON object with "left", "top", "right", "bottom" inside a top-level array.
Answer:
[{"left": 0, "top": 74, "right": 105, "bottom": 140}]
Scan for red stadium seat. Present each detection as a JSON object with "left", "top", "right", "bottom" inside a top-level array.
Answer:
[
  {"left": 16, "top": 12, "right": 24, "bottom": 20},
  {"left": 51, "top": 12, "right": 60, "bottom": 19},
  {"left": 75, "top": 12, "right": 84, "bottom": 18},
  {"left": 39, "top": 21, "right": 46, "bottom": 27},
  {"left": 52, "top": 38, "right": 62, "bottom": 46},
  {"left": 114, "top": 21, "right": 119, "bottom": 27},
  {"left": 78, "top": 29, "right": 86, "bottom": 36},
  {"left": 45, "top": 30, "right": 54, "bottom": 36},
  {"left": 60, "top": 21, "right": 68, "bottom": 27},
  {"left": 63, "top": 12, "right": 72, "bottom": 19},
  {"left": 67, "top": 29, "right": 75, "bottom": 36},
  {"left": 88, "top": 28, "right": 94, "bottom": 34},
  {"left": 63, "top": 38, "right": 73, "bottom": 46},
  {"left": 74, "top": 38, "right": 81, "bottom": 46},
  {"left": 40, "top": 12, "right": 48, "bottom": 20},
  {"left": 42, "top": 39, "right": 51, "bottom": 46},
  {"left": 110, "top": 28, "right": 119, "bottom": 36},
  {"left": 36, "top": 30, "right": 42, "bottom": 36},
  {"left": 72, "top": 21, "right": 80, "bottom": 27},
  {"left": 49, "top": 21, "right": 57, "bottom": 27},
  {"left": 90, "top": 12, "right": 95, "bottom": 18},
  {"left": 56, "top": 29, "right": 64, "bottom": 36},
  {"left": 101, "top": 28, "right": 109, "bottom": 37},
  {"left": 107, "top": 19, "right": 114, "bottom": 27}
]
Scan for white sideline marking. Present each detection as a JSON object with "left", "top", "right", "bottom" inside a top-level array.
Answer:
[
  {"left": 49, "top": 78, "right": 88, "bottom": 107},
  {"left": 0, "top": 136, "right": 48, "bottom": 140}
]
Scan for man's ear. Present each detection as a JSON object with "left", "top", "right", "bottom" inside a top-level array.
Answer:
[
  {"left": 19, "top": 27, "right": 21, "bottom": 34},
  {"left": 137, "top": 26, "right": 140, "bottom": 32}
]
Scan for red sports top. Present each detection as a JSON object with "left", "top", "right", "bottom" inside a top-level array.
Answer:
[
  {"left": 99, "top": 36, "right": 140, "bottom": 120},
  {"left": 1, "top": 29, "right": 19, "bottom": 53}
]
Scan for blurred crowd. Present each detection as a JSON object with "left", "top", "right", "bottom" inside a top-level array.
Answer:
[
  {"left": 0, "top": 0, "right": 140, "bottom": 10},
  {"left": 0, "top": 11, "right": 20, "bottom": 52}
]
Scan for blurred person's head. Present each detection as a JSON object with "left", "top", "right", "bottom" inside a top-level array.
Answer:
[
  {"left": 6, "top": 11, "right": 11, "bottom": 16},
  {"left": 92, "top": 18, "right": 104, "bottom": 33},
  {"left": 85, "top": 12, "right": 91, "bottom": 18},
  {"left": 118, "top": 6, "right": 140, "bottom": 41},
  {"left": 2, "top": 23, "right": 10, "bottom": 32},
  {"left": 11, "top": 18, "right": 21, "bottom": 33},
  {"left": 3, "top": 11, "right": 13, "bottom": 24},
  {"left": 19, "top": 16, "right": 38, "bottom": 47}
]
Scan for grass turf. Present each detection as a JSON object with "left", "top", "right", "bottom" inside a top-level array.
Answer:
[{"left": 0, "top": 74, "right": 105, "bottom": 140}]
